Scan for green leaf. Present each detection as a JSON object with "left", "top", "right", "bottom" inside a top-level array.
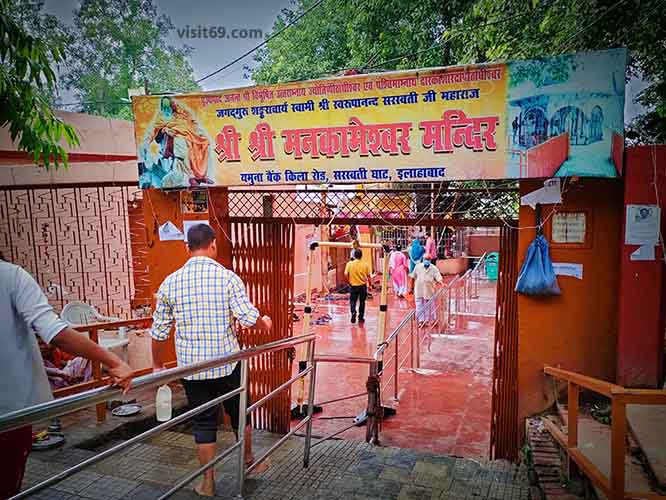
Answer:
[{"left": 0, "top": 0, "right": 80, "bottom": 170}]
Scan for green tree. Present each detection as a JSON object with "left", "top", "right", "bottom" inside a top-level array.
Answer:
[
  {"left": 251, "top": 0, "right": 665, "bottom": 142},
  {"left": 63, "top": 0, "right": 200, "bottom": 120},
  {"left": 250, "top": 0, "right": 473, "bottom": 84},
  {"left": 9, "top": 0, "right": 73, "bottom": 105},
  {"left": 449, "top": 0, "right": 666, "bottom": 143},
  {"left": 0, "top": 0, "right": 78, "bottom": 168}
]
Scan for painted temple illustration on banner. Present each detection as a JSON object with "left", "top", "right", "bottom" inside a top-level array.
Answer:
[{"left": 506, "top": 48, "right": 626, "bottom": 178}]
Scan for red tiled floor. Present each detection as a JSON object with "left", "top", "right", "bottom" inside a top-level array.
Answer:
[{"left": 291, "top": 278, "right": 497, "bottom": 459}]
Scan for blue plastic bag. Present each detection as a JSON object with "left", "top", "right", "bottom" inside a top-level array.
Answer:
[{"left": 515, "top": 235, "right": 560, "bottom": 296}]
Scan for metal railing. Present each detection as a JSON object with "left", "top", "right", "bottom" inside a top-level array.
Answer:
[
  {"left": 0, "top": 333, "right": 317, "bottom": 500},
  {"left": 451, "top": 252, "right": 488, "bottom": 318},
  {"left": 374, "top": 253, "right": 489, "bottom": 403},
  {"left": 543, "top": 366, "right": 666, "bottom": 500},
  {"left": 283, "top": 255, "right": 493, "bottom": 448},
  {"left": 282, "top": 254, "right": 493, "bottom": 449},
  {"left": 309, "top": 354, "right": 380, "bottom": 445},
  {"left": 50, "top": 318, "right": 155, "bottom": 423}
]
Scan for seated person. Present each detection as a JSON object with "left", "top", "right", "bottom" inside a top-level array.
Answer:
[{"left": 39, "top": 338, "right": 92, "bottom": 389}]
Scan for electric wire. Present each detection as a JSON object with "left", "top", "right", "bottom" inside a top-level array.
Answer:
[
  {"left": 651, "top": 145, "right": 666, "bottom": 261},
  {"left": 194, "top": 0, "right": 326, "bottom": 85},
  {"left": 555, "top": 0, "right": 631, "bottom": 54}
]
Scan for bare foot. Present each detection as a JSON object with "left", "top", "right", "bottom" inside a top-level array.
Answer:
[
  {"left": 246, "top": 457, "right": 271, "bottom": 475},
  {"left": 194, "top": 483, "right": 215, "bottom": 497}
]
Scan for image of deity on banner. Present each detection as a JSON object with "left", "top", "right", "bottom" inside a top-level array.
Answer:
[
  {"left": 138, "top": 97, "right": 214, "bottom": 189},
  {"left": 506, "top": 48, "right": 626, "bottom": 179}
]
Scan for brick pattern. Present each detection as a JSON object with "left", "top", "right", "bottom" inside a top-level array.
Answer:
[
  {"left": 249, "top": 439, "right": 530, "bottom": 500},
  {"left": 526, "top": 417, "right": 584, "bottom": 500}
]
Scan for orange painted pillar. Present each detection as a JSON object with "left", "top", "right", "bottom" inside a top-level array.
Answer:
[{"left": 141, "top": 187, "right": 233, "bottom": 365}]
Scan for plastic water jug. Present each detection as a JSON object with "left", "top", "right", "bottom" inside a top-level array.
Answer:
[{"left": 155, "top": 385, "right": 172, "bottom": 422}]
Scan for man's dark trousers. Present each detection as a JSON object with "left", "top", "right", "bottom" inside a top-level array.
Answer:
[{"left": 349, "top": 284, "right": 367, "bottom": 321}]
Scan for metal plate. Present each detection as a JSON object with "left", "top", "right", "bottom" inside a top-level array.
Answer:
[
  {"left": 32, "top": 434, "right": 65, "bottom": 450},
  {"left": 111, "top": 403, "right": 142, "bottom": 417}
]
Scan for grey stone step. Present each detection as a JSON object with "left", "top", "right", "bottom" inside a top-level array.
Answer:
[{"left": 24, "top": 433, "right": 531, "bottom": 500}]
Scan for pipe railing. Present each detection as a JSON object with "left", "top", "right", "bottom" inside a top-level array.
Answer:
[
  {"left": 294, "top": 255, "right": 491, "bottom": 448},
  {"left": 1, "top": 333, "right": 317, "bottom": 500},
  {"left": 374, "top": 253, "right": 489, "bottom": 402},
  {"left": 543, "top": 366, "right": 666, "bottom": 500},
  {"left": 51, "top": 317, "right": 155, "bottom": 421},
  {"left": 293, "top": 254, "right": 492, "bottom": 448},
  {"left": 307, "top": 355, "right": 382, "bottom": 445},
  {"left": 374, "top": 275, "right": 458, "bottom": 401}
]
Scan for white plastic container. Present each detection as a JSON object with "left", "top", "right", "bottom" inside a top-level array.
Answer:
[{"left": 155, "top": 384, "right": 172, "bottom": 422}]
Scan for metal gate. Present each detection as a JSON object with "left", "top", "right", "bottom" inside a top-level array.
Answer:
[
  {"left": 227, "top": 184, "right": 521, "bottom": 456},
  {"left": 230, "top": 221, "right": 296, "bottom": 434},
  {"left": 490, "top": 223, "right": 520, "bottom": 461}
]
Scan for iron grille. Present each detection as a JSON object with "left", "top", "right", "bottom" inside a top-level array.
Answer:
[{"left": 227, "top": 184, "right": 519, "bottom": 225}]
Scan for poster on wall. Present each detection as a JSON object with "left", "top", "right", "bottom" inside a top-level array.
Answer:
[{"left": 132, "top": 48, "right": 626, "bottom": 189}]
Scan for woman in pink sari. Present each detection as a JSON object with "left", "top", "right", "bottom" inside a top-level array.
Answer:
[{"left": 389, "top": 245, "right": 408, "bottom": 297}]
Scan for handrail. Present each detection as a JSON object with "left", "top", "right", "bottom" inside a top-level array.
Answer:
[
  {"left": 0, "top": 334, "right": 316, "bottom": 434},
  {"left": 13, "top": 388, "right": 243, "bottom": 500},
  {"left": 314, "top": 354, "right": 375, "bottom": 364},
  {"left": 373, "top": 253, "right": 490, "bottom": 405},
  {"left": 471, "top": 251, "right": 488, "bottom": 274},
  {"left": 543, "top": 365, "right": 666, "bottom": 500},
  {"left": 8, "top": 333, "right": 318, "bottom": 500},
  {"left": 543, "top": 365, "right": 621, "bottom": 397},
  {"left": 301, "top": 257, "right": 491, "bottom": 446},
  {"left": 374, "top": 274, "right": 461, "bottom": 360}
]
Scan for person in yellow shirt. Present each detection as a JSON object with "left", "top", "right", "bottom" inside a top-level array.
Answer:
[{"left": 344, "top": 249, "right": 372, "bottom": 324}]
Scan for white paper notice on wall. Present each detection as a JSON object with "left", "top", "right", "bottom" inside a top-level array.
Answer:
[
  {"left": 552, "top": 262, "right": 583, "bottom": 279},
  {"left": 520, "top": 178, "right": 562, "bottom": 209},
  {"left": 182, "top": 220, "right": 210, "bottom": 241},
  {"left": 158, "top": 221, "right": 184, "bottom": 241},
  {"left": 630, "top": 244, "right": 656, "bottom": 261},
  {"left": 625, "top": 204, "right": 660, "bottom": 245}
]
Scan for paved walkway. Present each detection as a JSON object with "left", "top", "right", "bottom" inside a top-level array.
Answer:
[
  {"left": 23, "top": 430, "right": 531, "bottom": 500},
  {"left": 21, "top": 276, "right": 508, "bottom": 498},
  {"left": 299, "top": 278, "right": 497, "bottom": 458}
]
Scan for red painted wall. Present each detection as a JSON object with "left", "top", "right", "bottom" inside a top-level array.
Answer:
[
  {"left": 468, "top": 234, "right": 500, "bottom": 256},
  {"left": 617, "top": 145, "right": 666, "bottom": 387}
]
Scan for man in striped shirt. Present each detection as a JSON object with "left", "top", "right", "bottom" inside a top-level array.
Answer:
[{"left": 151, "top": 223, "right": 272, "bottom": 497}]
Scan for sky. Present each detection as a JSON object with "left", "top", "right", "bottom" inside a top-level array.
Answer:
[
  {"left": 44, "top": 0, "right": 647, "bottom": 120},
  {"left": 44, "top": 0, "right": 292, "bottom": 91}
]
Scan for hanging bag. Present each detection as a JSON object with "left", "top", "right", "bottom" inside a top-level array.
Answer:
[{"left": 515, "top": 234, "right": 560, "bottom": 296}]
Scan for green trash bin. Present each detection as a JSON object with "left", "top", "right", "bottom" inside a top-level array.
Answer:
[{"left": 485, "top": 252, "right": 499, "bottom": 281}]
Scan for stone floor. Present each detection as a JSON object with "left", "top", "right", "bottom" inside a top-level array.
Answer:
[
  {"left": 298, "top": 277, "right": 497, "bottom": 458},
  {"left": 627, "top": 404, "right": 666, "bottom": 490},
  {"left": 23, "top": 431, "right": 533, "bottom": 500}
]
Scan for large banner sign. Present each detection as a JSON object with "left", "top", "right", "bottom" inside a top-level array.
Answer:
[{"left": 132, "top": 48, "right": 626, "bottom": 188}]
